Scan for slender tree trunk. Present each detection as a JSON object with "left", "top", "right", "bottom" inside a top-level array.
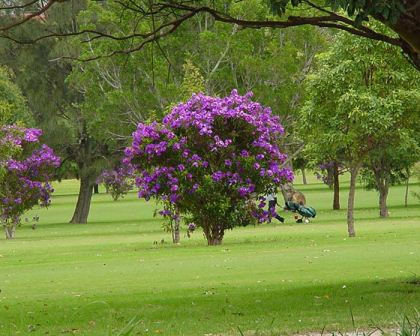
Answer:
[
  {"left": 4, "top": 224, "right": 16, "bottom": 239},
  {"left": 70, "top": 175, "right": 94, "bottom": 224},
  {"left": 333, "top": 162, "right": 340, "bottom": 210},
  {"left": 372, "top": 168, "right": 390, "bottom": 218},
  {"left": 404, "top": 169, "right": 410, "bottom": 207},
  {"left": 379, "top": 182, "right": 389, "bottom": 217},
  {"left": 93, "top": 184, "right": 99, "bottom": 194},
  {"left": 301, "top": 168, "right": 307, "bottom": 185},
  {"left": 347, "top": 165, "right": 360, "bottom": 238},
  {"left": 173, "top": 216, "right": 180, "bottom": 244},
  {"left": 326, "top": 167, "right": 334, "bottom": 189}
]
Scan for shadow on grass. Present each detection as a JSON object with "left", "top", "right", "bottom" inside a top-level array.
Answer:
[{"left": 2, "top": 278, "right": 418, "bottom": 335}]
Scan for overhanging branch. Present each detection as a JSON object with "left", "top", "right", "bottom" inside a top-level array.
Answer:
[{"left": 0, "top": 0, "right": 417, "bottom": 68}]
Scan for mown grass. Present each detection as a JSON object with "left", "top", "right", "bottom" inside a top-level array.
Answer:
[{"left": 0, "top": 175, "right": 419, "bottom": 335}]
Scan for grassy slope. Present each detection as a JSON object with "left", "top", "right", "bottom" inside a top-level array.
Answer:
[{"left": 0, "top": 176, "right": 419, "bottom": 335}]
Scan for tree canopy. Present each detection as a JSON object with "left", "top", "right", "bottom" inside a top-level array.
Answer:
[
  {"left": 1, "top": 0, "right": 419, "bottom": 69},
  {"left": 299, "top": 30, "right": 420, "bottom": 236}
]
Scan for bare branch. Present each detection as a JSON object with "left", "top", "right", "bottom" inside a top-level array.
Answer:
[
  {"left": 0, "top": 0, "right": 41, "bottom": 10},
  {"left": 0, "top": 0, "right": 60, "bottom": 31}
]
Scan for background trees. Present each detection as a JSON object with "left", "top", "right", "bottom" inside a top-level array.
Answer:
[
  {"left": 2, "top": 0, "right": 418, "bottom": 69},
  {"left": 0, "top": 1, "right": 120, "bottom": 224},
  {"left": 300, "top": 30, "right": 420, "bottom": 237},
  {"left": 0, "top": 66, "right": 31, "bottom": 124},
  {"left": 0, "top": 0, "right": 418, "bottom": 240}
]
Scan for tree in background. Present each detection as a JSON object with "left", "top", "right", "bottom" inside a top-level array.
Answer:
[
  {"left": 360, "top": 130, "right": 419, "bottom": 217},
  {"left": 412, "top": 163, "right": 420, "bottom": 202},
  {"left": 180, "top": 59, "right": 205, "bottom": 100},
  {"left": 300, "top": 29, "right": 420, "bottom": 237},
  {"left": 98, "top": 164, "right": 134, "bottom": 201},
  {"left": 68, "top": 0, "right": 326, "bottom": 199},
  {"left": 313, "top": 161, "right": 347, "bottom": 210},
  {"left": 0, "top": 65, "right": 32, "bottom": 185},
  {"left": 293, "top": 156, "right": 309, "bottom": 185},
  {"left": 125, "top": 91, "right": 293, "bottom": 245},
  {"left": 0, "top": 1, "right": 121, "bottom": 224},
  {"left": 0, "top": 66, "right": 31, "bottom": 125},
  {"left": 67, "top": 0, "right": 326, "bottom": 130}
]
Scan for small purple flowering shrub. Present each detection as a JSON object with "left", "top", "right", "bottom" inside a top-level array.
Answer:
[
  {"left": 314, "top": 161, "right": 346, "bottom": 186},
  {"left": 124, "top": 90, "right": 293, "bottom": 245},
  {"left": 98, "top": 164, "right": 134, "bottom": 201},
  {"left": 0, "top": 126, "right": 60, "bottom": 239}
]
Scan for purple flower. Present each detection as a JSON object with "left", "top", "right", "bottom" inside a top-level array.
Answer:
[
  {"left": 169, "top": 194, "right": 179, "bottom": 203},
  {"left": 23, "top": 128, "right": 42, "bottom": 142},
  {"left": 240, "top": 150, "right": 249, "bottom": 157},
  {"left": 159, "top": 209, "right": 171, "bottom": 216},
  {"left": 211, "top": 171, "right": 225, "bottom": 182}
]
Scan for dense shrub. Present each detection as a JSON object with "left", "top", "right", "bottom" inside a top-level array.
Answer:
[
  {"left": 124, "top": 91, "right": 292, "bottom": 245},
  {"left": 0, "top": 126, "right": 60, "bottom": 239}
]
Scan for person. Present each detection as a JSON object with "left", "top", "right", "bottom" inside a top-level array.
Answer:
[{"left": 266, "top": 192, "right": 285, "bottom": 223}]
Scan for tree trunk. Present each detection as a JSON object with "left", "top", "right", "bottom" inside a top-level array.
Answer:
[
  {"left": 404, "top": 169, "right": 410, "bottom": 207},
  {"left": 333, "top": 162, "right": 340, "bottom": 210},
  {"left": 4, "top": 224, "right": 16, "bottom": 239},
  {"left": 203, "top": 223, "right": 224, "bottom": 245},
  {"left": 173, "top": 216, "right": 180, "bottom": 244},
  {"left": 301, "top": 168, "right": 307, "bottom": 185},
  {"left": 373, "top": 168, "right": 390, "bottom": 218},
  {"left": 70, "top": 175, "right": 94, "bottom": 224},
  {"left": 326, "top": 166, "right": 334, "bottom": 189},
  {"left": 347, "top": 165, "right": 360, "bottom": 238},
  {"left": 385, "top": 7, "right": 420, "bottom": 71},
  {"left": 379, "top": 182, "right": 389, "bottom": 218},
  {"left": 93, "top": 184, "right": 99, "bottom": 194}
]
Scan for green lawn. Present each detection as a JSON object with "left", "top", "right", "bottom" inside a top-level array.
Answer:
[{"left": 0, "top": 176, "right": 419, "bottom": 335}]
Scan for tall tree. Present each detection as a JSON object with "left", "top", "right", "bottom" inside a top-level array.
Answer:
[
  {"left": 300, "top": 29, "right": 420, "bottom": 237},
  {"left": 0, "top": 68, "right": 30, "bottom": 179},
  {"left": 0, "top": 66, "right": 31, "bottom": 124},
  {"left": 0, "top": 1, "right": 116, "bottom": 224},
  {"left": 360, "top": 136, "right": 419, "bottom": 217}
]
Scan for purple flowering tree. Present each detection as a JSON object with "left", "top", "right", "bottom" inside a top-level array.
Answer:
[
  {"left": 124, "top": 90, "right": 293, "bottom": 245},
  {"left": 98, "top": 164, "right": 134, "bottom": 201},
  {"left": 0, "top": 126, "right": 60, "bottom": 239}
]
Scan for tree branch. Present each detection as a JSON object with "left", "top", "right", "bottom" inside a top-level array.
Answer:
[
  {"left": 0, "top": 0, "right": 41, "bottom": 10},
  {"left": 1, "top": 0, "right": 418, "bottom": 68},
  {"left": 0, "top": 0, "right": 59, "bottom": 31}
]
